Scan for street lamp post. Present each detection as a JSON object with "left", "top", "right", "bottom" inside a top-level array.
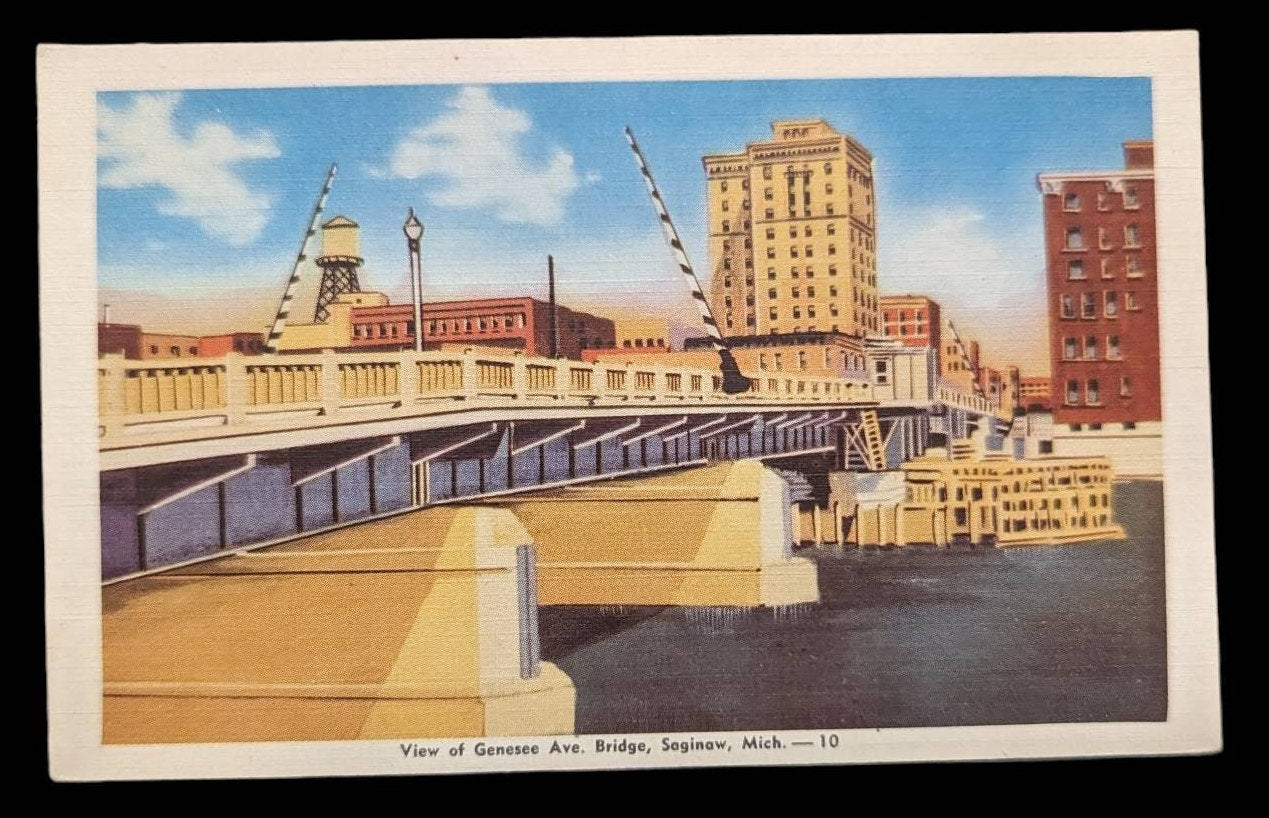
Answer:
[{"left": 404, "top": 208, "right": 425, "bottom": 353}]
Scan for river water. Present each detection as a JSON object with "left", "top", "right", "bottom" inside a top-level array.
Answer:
[{"left": 540, "top": 481, "right": 1167, "bottom": 733}]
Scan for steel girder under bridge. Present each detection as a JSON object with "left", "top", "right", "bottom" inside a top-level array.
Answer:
[{"left": 100, "top": 407, "right": 943, "bottom": 581}]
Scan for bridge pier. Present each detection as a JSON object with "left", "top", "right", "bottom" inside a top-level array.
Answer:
[
  {"left": 485, "top": 459, "right": 820, "bottom": 608},
  {"left": 103, "top": 506, "right": 575, "bottom": 743}
]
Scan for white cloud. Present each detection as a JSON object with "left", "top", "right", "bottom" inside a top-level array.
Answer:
[
  {"left": 881, "top": 206, "right": 1049, "bottom": 375},
  {"left": 98, "top": 93, "right": 281, "bottom": 246},
  {"left": 388, "top": 86, "right": 586, "bottom": 226}
]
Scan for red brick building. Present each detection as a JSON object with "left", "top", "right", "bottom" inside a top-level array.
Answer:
[
  {"left": 98, "top": 324, "right": 265, "bottom": 360},
  {"left": 1017, "top": 376, "right": 1052, "bottom": 411},
  {"left": 1038, "top": 140, "right": 1159, "bottom": 426},
  {"left": 880, "top": 294, "right": 942, "bottom": 369},
  {"left": 347, "top": 297, "right": 615, "bottom": 360}
]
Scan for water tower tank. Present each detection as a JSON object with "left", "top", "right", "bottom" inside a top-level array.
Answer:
[{"left": 319, "top": 215, "right": 361, "bottom": 260}]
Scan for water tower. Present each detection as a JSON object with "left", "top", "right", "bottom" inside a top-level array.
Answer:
[{"left": 313, "top": 215, "right": 363, "bottom": 322}]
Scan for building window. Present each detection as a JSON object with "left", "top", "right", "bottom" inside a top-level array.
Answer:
[
  {"left": 792, "top": 287, "right": 800, "bottom": 299},
  {"left": 805, "top": 266, "right": 814, "bottom": 278},
  {"left": 805, "top": 245, "right": 814, "bottom": 258},
  {"left": 827, "top": 223, "right": 836, "bottom": 236},
  {"left": 1086, "top": 379, "right": 1101, "bottom": 405},
  {"left": 758, "top": 353, "right": 767, "bottom": 370},
  {"left": 1123, "top": 421, "right": 1136, "bottom": 430},
  {"left": 790, "top": 246, "right": 799, "bottom": 258},
  {"left": 723, "top": 258, "right": 731, "bottom": 271},
  {"left": 829, "top": 285, "right": 838, "bottom": 297},
  {"left": 1084, "top": 335, "right": 1098, "bottom": 359},
  {"left": 791, "top": 266, "right": 800, "bottom": 278},
  {"left": 1063, "top": 193, "right": 1081, "bottom": 211},
  {"left": 1081, "top": 293, "right": 1096, "bottom": 319},
  {"left": 1124, "top": 186, "right": 1139, "bottom": 209},
  {"left": 721, "top": 220, "right": 730, "bottom": 232},
  {"left": 1065, "top": 227, "right": 1084, "bottom": 250},
  {"left": 767, "top": 267, "right": 777, "bottom": 280},
  {"left": 188, "top": 346, "right": 197, "bottom": 354},
  {"left": 1120, "top": 377, "right": 1132, "bottom": 397},
  {"left": 824, "top": 162, "right": 832, "bottom": 174},
  {"left": 764, "top": 187, "right": 774, "bottom": 201},
  {"left": 797, "top": 351, "right": 807, "bottom": 370},
  {"left": 769, "top": 308, "right": 778, "bottom": 320},
  {"left": 807, "top": 306, "right": 816, "bottom": 318},
  {"left": 763, "top": 166, "right": 772, "bottom": 180},
  {"left": 1060, "top": 294, "right": 1076, "bottom": 319},
  {"left": 1100, "top": 257, "right": 1114, "bottom": 279},
  {"left": 825, "top": 183, "right": 834, "bottom": 195},
  {"left": 1066, "top": 380, "right": 1080, "bottom": 405},
  {"left": 766, "top": 247, "right": 776, "bottom": 259},
  {"left": 792, "top": 307, "right": 802, "bottom": 319},
  {"left": 1125, "top": 291, "right": 1141, "bottom": 311},
  {"left": 1063, "top": 337, "right": 1078, "bottom": 360},
  {"left": 724, "top": 296, "right": 733, "bottom": 309},
  {"left": 766, "top": 228, "right": 775, "bottom": 240},
  {"left": 764, "top": 208, "right": 774, "bottom": 219},
  {"left": 170, "top": 345, "right": 180, "bottom": 356},
  {"left": 826, "top": 203, "right": 834, "bottom": 215},
  {"left": 1108, "top": 335, "right": 1121, "bottom": 359},
  {"left": 721, "top": 199, "right": 730, "bottom": 212},
  {"left": 828, "top": 264, "right": 837, "bottom": 277},
  {"left": 1126, "top": 256, "right": 1143, "bottom": 278},
  {"left": 1097, "top": 191, "right": 1110, "bottom": 211},
  {"left": 1104, "top": 291, "right": 1119, "bottom": 318},
  {"left": 720, "top": 180, "right": 729, "bottom": 192},
  {"left": 807, "top": 286, "right": 816, "bottom": 298},
  {"left": 804, "top": 226, "right": 813, "bottom": 237},
  {"left": 788, "top": 226, "right": 797, "bottom": 239},
  {"left": 827, "top": 244, "right": 837, "bottom": 256},
  {"left": 768, "top": 288, "right": 777, "bottom": 299},
  {"left": 1068, "top": 260, "right": 1086, "bottom": 280},
  {"left": 1125, "top": 223, "right": 1141, "bottom": 247},
  {"left": 723, "top": 275, "right": 733, "bottom": 288}
]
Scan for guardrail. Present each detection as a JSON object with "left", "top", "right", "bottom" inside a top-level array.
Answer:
[
  {"left": 97, "top": 347, "right": 883, "bottom": 448},
  {"left": 936, "top": 381, "right": 1001, "bottom": 416}
]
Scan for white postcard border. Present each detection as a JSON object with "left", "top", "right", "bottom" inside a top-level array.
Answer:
[{"left": 38, "top": 32, "right": 1218, "bottom": 781}]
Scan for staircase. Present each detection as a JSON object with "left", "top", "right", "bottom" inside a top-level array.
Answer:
[{"left": 859, "top": 409, "right": 887, "bottom": 471}]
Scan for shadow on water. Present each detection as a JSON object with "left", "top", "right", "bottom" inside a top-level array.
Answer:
[{"left": 543, "top": 481, "right": 1168, "bottom": 734}]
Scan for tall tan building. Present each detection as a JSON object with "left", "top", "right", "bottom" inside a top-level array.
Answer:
[{"left": 703, "top": 119, "right": 880, "bottom": 337}]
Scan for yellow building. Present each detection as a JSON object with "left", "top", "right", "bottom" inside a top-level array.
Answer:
[
  {"left": 940, "top": 321, "right": 979, "bottom": 394},
  {"left": 843, "top": 449, "right": 1124, "bottom": 547},
  {"left": 703, "top": 119, "right": 880, "bottom": 337},
  {"left": 613, "top": 316, "right": 676, "bottom": 351}
]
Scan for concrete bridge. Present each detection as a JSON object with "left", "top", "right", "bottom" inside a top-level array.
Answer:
[
  {"left": 96, "top": 344, "right": 1005, "bottom": 742},
  {"left": 98, "top": 345, "right": 1001, "bottom": 579}
]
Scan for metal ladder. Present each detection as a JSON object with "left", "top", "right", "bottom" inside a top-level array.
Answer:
[{"left": 859, "top": 409, "right": 886, "bottom": 471}]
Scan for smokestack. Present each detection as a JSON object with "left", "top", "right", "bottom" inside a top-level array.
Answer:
[
  {"left": 548, "top": 255, "right": 559, "bottom": 359},
  {"left": 102, "top": 303, "right": 111, "bottom": 325}
]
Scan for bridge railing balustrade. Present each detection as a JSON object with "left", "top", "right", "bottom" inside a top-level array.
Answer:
[{"left": 98, "top": 348, "right": 887, "bottom": 447}]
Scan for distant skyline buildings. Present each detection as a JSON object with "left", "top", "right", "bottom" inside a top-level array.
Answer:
[{"left": 96, "top": 78, "right": 1152, "bottom": 376}]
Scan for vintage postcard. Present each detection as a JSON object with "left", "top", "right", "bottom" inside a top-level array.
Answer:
[{"left": 39, "top": 33, "right": 1219, "bottom": 780}]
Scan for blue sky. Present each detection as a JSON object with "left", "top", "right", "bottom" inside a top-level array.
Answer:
[{"left": 97, "top": 77, "right": 1152, "bottom": 374}]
